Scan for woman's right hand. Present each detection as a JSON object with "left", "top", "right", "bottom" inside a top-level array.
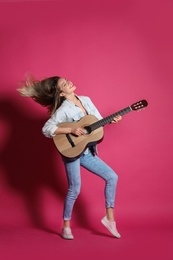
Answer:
[{"left": 71, "top": 127, "right": 85, "bottom": 136}]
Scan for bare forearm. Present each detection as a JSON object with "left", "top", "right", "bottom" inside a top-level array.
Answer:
[
  {"left": 53, "top": 126, "right": 85, "bottom": 136},
  {"left": 53, "top": 127, "right": 72, "bottom": 135}
]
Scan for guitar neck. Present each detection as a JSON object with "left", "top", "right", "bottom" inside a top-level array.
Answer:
[{"left": 89, "top": 106, "right": 132, "bottom": 131}]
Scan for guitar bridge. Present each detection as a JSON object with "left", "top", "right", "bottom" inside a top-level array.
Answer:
[{"left": 66, "top": 134, "right": 75, "bottom": 147}]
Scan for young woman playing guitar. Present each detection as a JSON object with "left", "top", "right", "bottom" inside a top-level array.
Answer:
[{"left": 17, "top": 75, "right": 123, "bottom": 240}]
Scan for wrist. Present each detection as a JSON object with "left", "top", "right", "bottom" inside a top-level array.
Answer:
[{"left": 68, "top": 128, "right": 72, "bottom": 134}]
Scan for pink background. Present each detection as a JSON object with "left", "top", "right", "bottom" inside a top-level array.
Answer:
[{"left": 0, "top": 0, "right": 173, "bottom": 259}]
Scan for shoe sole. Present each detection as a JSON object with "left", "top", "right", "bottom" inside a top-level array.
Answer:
[{"left": 61, "top": 235, "right": 74, "bottom": 240}]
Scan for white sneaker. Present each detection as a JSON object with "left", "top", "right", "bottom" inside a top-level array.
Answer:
[
  {"left": 61, "top": 227, "right": 74, "bottom": 240},
  {"left": 101, "top": 216, "right": 121, "bottom": 238}
]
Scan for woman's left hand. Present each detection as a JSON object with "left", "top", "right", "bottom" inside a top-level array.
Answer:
[{"left": 111, "top": 115, "right": 122, "bottom": 123}]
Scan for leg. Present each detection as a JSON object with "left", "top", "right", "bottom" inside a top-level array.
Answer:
[
  {"left": 80, "top": 151, "right": 118, "bottom": 216},
  {"left": 80, "top": 151, "right": 121, "bottom": 238},
  {"left": 61, "top": 158, "right": 81, "bottom": 239},
  {"left": 63, "top": 158, "right": 81, "bottom": 222}
]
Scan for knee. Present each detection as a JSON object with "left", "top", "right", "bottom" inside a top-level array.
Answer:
[{"left": 108, "top": 172, "right": 118, "bottom": 185}]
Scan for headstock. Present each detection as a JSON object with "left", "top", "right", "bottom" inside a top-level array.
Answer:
[{"left": 131, "top": 100, "right": 148, "bottom": 111}]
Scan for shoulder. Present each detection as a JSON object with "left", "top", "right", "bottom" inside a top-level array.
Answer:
[{"left": 52, "top": 100, "right": 69, "bottom": 116}]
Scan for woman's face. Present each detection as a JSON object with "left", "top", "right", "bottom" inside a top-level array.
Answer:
[{"left": 58, "top": 78, "right": 76, "bottom": 96}]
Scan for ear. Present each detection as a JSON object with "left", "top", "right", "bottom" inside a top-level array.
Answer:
[{"left": 60, "top": 92, "right": 65, "bottom": 97}]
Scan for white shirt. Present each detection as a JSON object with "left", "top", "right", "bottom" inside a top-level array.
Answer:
[{"left": 42, "top": 95, "right": 103, "bottom": 138}]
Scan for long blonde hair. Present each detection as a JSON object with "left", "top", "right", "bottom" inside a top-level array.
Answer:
[{"left": 17, "top": 74, "right": 65, "bottom": 116}]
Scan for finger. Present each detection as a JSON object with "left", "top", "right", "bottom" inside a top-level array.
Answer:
[
  {"left": 115, "top": 116, "right": 122, "bottom": 121},
  {"left": 79, "top": 128, "right": 85, "bottom": 134}
]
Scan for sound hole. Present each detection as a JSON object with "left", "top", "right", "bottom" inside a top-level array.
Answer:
[{"left": 84, "top": 126, "right": 91, "bottom": 134}]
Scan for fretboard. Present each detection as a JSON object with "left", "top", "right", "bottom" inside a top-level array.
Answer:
[{"left": 89, "top": 106, "right": 132, "bottom": 132}]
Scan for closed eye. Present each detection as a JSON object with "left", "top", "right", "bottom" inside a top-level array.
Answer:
[{"left": 62, "top": 79, "right": 68, "bottom": 87}]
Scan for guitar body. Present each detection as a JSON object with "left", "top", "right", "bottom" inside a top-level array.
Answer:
[{"left": 53, "top": 114, "right": 104, "bottom": 158}]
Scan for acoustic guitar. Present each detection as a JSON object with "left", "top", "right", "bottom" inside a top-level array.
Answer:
[{"left": 53, "top": 99, "right": 148, "bottom": 158}]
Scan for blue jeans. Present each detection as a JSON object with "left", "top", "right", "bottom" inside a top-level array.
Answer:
[{"left": 62, "top": 150, "right": 118, "bottom": 220}]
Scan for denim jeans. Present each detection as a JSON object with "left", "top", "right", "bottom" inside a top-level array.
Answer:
[{"left": 62, "top": 150, "right": 118, "bottom": 220}]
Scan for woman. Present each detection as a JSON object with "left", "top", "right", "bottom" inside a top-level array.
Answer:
[{"left": 17, "top": 75, "right": 122, "bottom": 240}]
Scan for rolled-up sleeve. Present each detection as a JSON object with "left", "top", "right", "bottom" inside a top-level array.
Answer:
[
  {"left": 42, "top": 109, "right": 67, "bottom": 138},
  {"left": 42, "top": 119, "right": 58, "bottom": 138}
]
